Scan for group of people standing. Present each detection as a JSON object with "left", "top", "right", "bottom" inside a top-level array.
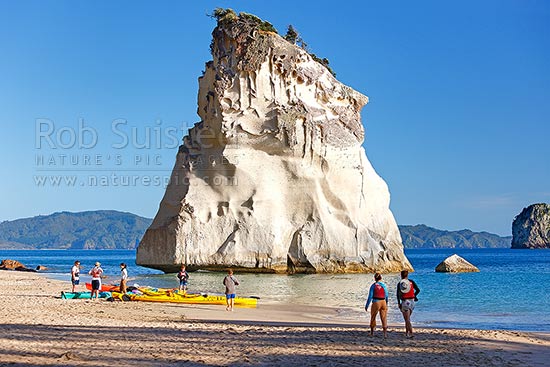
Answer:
[
  {"left": 365, "top": 270, "right": 420, "bottom": 338},
  {"left": 70, "top": 260, "right": 128, "bottom": 300},
  {"left": 72, "top": 262, "right": 240, "bottom": 310},
  {"left": 72, "top": 260, "right": 417, "bottom": 328}
]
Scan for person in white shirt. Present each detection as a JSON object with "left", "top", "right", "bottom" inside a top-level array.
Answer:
[
  {"left": 120, "top": 263, "right": 128, "bottom": 294},
  {"left": 71, "top": 260, "right": 80, "bottom": 292}
]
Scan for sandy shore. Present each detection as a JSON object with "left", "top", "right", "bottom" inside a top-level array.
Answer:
[{"left": 0, "top": 271, "right": 548, "bottom": 367}]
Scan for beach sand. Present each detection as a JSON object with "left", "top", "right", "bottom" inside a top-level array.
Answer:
[{"left": 0, "top": 271, "right": 548, "bottom": 366}]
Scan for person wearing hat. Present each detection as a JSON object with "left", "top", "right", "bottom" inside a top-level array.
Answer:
[
  {"left": 396, "top": 270, "right": 420, "bottom": 338},
  {"left": 364, "top": 272, "right": 389, "bottom": 338},
  {"left": 88, "top": 262, "right": 104, "bottom": 300}
]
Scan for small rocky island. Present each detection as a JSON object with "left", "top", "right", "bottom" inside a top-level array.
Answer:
[
  {"left": 435, "top": 254, "right": 479, "bottom": 273},
  {"left": 137, "top": 10, "right": 411, "bottom": 273},
  {"left": 512, "top": 203, "right": 550, "bottom": 249}
]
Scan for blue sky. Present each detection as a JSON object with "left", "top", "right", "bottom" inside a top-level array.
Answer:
[{"left": 0, "top": 0, "right": 548, "bottom": 236}]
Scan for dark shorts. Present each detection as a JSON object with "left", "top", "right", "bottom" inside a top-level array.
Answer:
[
  {"left": 226, "top": 293, "right": 236, "bottom": 299},
  {"left": 72, "top": 279, "right": 80, "bottom": 285},
  {"left": 179, "top": 280, "right": 188, "bottom": 287},
  {"left": 91, "top": 279, "right": 100, "bottom": 291}
]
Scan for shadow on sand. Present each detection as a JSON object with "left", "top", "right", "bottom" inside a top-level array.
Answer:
[{"left": 0, "top": 320, "right": 548, "bottom": 366}]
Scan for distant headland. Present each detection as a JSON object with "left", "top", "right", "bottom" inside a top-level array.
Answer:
[{"left": 0, "top": 210, "right": 511, "bottom": 250}]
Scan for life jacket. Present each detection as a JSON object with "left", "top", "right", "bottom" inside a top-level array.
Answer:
[
  {"left": 91, "top": 268, "right": 102, "bottom": 278},
  {"left": 373, "top": 282, "right": 386, "bottom": 300},
  {"left": 401, "top": 280, "right": 415, "bottom": 299}
]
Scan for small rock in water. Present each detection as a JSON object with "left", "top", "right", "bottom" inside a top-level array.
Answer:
[
  {"left": 435, "top": 254, "right": 479, "bottom": 273},
  {"left": 0, "top": 259, "right": 26, "bottom": 270},
  {"left": 0, "top": 259, "right": 37, "bottom": 272}
]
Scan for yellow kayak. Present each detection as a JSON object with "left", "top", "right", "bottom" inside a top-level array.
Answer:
[{"left": 113, "top": 289, "right": 258, "bottom": 308}]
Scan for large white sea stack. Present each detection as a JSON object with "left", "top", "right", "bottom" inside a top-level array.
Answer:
[{"left": 137, "top": 11, "right": 412, "bottom": 273}]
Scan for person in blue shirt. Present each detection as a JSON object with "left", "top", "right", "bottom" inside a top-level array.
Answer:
[{"left": 365, "top": 272, "right": 389, "bottom": 338}]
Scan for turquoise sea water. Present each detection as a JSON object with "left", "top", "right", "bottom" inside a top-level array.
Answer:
[{"left": 1, "top": 248, "right": 549, "bottom": 332}]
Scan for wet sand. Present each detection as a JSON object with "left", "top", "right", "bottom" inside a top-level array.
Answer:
[{"left": 0, "top": 270, "right": 548, "bottom": 366}]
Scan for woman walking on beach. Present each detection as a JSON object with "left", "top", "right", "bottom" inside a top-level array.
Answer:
[
  {"left": 365, "top": 272, "right": 389, "bottom": 338},
  {"left": 88, "top": 262, "right": 103, "bottom": 301},
  {"left": 223, "top": 269, "right": 239, "bottom": 311},
  {"left": 71, "top": 260, "right": 80, "bottom": 292},
  {"left": 397, "top": 270, "right": 420, "bottom": 338},
  {"left": 120, "top": 263, "right": 128, "bottom": 294}
]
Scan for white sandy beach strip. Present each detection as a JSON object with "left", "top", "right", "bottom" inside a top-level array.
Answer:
[{"left": 0, "top": 270, "right": 548, "bottom": 367}]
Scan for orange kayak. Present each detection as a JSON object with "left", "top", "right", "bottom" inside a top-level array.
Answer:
[{"left": 85, "top": 282, "right": 120, "bottom": 292}]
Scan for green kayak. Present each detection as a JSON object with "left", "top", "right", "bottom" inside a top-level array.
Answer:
[{"left": 61, "top": 291, "right": 112, "bottom": 299}]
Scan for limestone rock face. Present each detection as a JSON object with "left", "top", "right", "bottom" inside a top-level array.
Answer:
[
  {"left": 136, "top": 13, "right": 412, "bottom": 273},
  {"left": 435, "top": 254, "right": 479, "bottom": 273},
  {"left": 512, "top": 204, "right": 550, "bottom": 249}
]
